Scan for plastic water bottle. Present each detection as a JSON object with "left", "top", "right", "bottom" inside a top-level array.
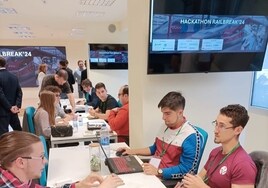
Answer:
[
  {"left": 84, "top": 104, "right": 89, "bottom": 113},
  {"left": 78, "top": 114, "right": 83, "bottom": 126},
  {"left": 100, "top": 126, "right": 110, "bottom": 160},
  {"left": 72, "top": 115, "right": 78, "bottom": 132}
]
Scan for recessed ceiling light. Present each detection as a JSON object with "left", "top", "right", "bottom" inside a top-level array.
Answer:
[
  {"left": 0, "top": 7, "right": 17, "bottom": 14},
  {"left": 76, "top": 10, "right": 105, "bottom": 17},
  {"left": 80, "top": 0, "right": 116, "bottom": 6}
]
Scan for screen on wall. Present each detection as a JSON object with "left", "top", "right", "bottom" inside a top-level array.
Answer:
[
  {"left": 89, "top": 44, "right": 128, "bottom": 69},
  {"left": 0, "top": 46, "right": 66, "bottom": 87},
  {"left": 148, "top": 0, "right": 268, "bottom": 74}
]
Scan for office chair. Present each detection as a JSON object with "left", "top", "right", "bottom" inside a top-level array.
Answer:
[
  {"left": 249, "top": 151, "right": 268, "bottom": 188},
  {"left": 195, "top": 126, "right": 208, "bottom": 171},
  {"left": 25, "top": 106, "right": 36, "bottom": 134},
  {"left": 39, "top": 135, "right": 48, "bottom": 186}
]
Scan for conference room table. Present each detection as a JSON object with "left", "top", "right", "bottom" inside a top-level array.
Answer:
[
  {"left": 51, "top": 113, "right": 118, "bottom": 148},
  {"left": 47, "top": 143, "right": 166, "bottom": 188}
]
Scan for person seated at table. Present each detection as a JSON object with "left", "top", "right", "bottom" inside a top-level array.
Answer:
[
  {"left": 118, "top": 91, "right": 204, "bottom": 180},
  {"left": 89, "top": 82, "right": 118, "bottom": 120},
  {"left": 175, "top": 104, "right": 257, "bottom": 188},
  {"left": 80, "top": 79, "right": 99, "bottom": 108},
  {"left": 43, "top": 85, "right": 73, "bottom": 122},
  {"left": 34, "top": 91, "right": 67, "bottom": 140},
  {"left": 108, "top": 85, "right": 129, "bottom": 145},
  {"left": 0, "top": 131, "right": 124, "bottom": 188}
]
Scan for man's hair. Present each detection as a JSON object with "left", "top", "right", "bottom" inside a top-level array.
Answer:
[
  {"left": 81, "top": 79, "right": 92, "bottom": 87},
  {"left": 39, "top": 91, "right": 56, "bottom": 125},
  {"left": 122, "top": 85, "right": 129, "bottom": 95},
  {"left": 77, "top": 60, "right": 84, "bottom": 65},
  {"left": 56, "top": 69, "right": 68, "bottom": 81},
  {"left": 95, "top": 82, "right": 106, "bottom": 90},
  {"left": 59, "top": 60, "right": 69, "bottom": 67},
  {"left": 43, "top": 85, "right": 61, "bottom": 93},
  {"left": 158, "top": 91, "right": 185, "bottom": 111},
  {"left": 220, "top": 104, "right": 249, "bottom": 128},
  {"left": 0, "top": 56, "right": 6, "bottom": 67},
  {"left": 0, "top": 131, "right": 40, "bottom": 169}
]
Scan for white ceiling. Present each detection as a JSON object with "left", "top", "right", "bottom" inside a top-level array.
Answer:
[{"left": 0, "top": 0, "right": 127, "bottom": 40}]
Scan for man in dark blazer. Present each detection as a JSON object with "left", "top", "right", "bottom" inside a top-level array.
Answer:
[{"left": 0, "top": 57, "right": 23, "bottom": 135}]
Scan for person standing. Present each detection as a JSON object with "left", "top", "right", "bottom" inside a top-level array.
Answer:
[
  {"left": 58, "top": 60, "right": 75, "bottom": 94},
  {"left": 0, "top": 57, "right": 23, "bottom": 135},
  {"left": 40, "top": 69, "right": 76, "bottom": 113},
  {"left": 108, "top": 85, "right": 129, "bottom": 145},
  {"left": 73, "top": 60, "right": 85, "bottom": 98},
  {"left": 37, "top": 63, "right": 47, "bottom": 90},
  {"left": 80, "top": 60, "right": 88, "bottom": 93},
  {"left": 176, "top": 104, "right": 257, "bottom": 188}
]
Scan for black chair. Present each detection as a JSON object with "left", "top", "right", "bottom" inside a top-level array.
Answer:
[{"left": 249, "top": 151, "right": 268, "bottom": 188}]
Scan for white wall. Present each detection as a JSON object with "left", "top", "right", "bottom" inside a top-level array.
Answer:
[{"left": 128, "top": 0, "right": 268, "bottom": 168}]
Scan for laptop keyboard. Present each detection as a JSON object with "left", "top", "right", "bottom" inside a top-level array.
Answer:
[{"left": 112, "top": 157, "right": 132, "bottom": 173}]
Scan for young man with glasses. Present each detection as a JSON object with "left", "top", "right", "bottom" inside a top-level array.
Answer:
[
  {"left": 176, "top": 104, "right": 257, "bottom": 188},
  {"left": 0, "top": 131, "right": 124, "bottom": 188}
]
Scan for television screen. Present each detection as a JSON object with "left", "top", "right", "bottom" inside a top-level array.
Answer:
[
  {"left": 89, "top": 44, "right": 128, "bottom": 69},
  {"left": 148, "top": 0, "right": 268, "bottom": 74},
  {"left": 0, "top": 46, "right": 66, "bottom": 87}
]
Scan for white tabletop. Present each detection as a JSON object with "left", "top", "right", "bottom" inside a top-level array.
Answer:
[
  {"left": 51, "top": 117, "right": 117, "bottom": 147},
  {"left": 47, "top": 143, "right": 166, "bottom": 188}
]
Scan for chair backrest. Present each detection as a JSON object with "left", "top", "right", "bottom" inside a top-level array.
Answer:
[
  {"left": 39, "top": 136, "right": 48, "bottom": 186},
  {"left": 249, "top": 151, "right": 268, "bottom": 188},
  {"left": 195, "top": 126, "right": 208, "bottom": 172},
  {"left": 25, "top": 106, "right": 36, "bottom": 134}
]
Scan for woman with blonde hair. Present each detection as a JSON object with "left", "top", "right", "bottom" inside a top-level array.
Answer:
[
  {"left": 34, "top": 90, "right": 56, "bottom": 139},
  {"left": 37, "top": 63, "right": 47, "bottom": 88}
]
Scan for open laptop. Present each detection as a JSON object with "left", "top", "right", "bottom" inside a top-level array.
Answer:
[{"left": 99, "top": 143, "right": 143, "bottom": 175}]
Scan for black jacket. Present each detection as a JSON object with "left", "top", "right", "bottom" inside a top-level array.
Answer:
[{"left": 0, "top": 69, "right": 22, "bottom": 116}]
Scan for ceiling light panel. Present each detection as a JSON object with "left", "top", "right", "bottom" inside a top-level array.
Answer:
[
  {"left": 76, "top": 10, "right": 105, "bottom": 17},
  {"left": 80, "top": 0, "right": 116, "bottom": 6},
  {"left": 0, "top": 7, "right": 17, "bottom": 14}
]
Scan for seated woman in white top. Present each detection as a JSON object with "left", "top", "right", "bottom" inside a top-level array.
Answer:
[{"left": 34, "top": 90, "right": 57, "bottom": 139}]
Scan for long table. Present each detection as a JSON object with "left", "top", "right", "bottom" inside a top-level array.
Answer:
[
  {"left": 51, "top": 118, "right": 118, "bottom": 148},
  {"left": 47, "top": 143, "right": 166, "bottom": 188}
]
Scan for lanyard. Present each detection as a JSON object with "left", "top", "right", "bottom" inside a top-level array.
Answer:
[
  {"left": 203, "top": 143, "right": 240, "bottom": 184},
  {"left": 160, "top": 125, "right": 183, "bottom": 158}
]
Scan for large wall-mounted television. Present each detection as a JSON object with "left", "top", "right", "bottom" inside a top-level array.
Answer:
[
  {"left": 148, "top": 0, "right": 268, "bottom": 74},
  {"left": 89, "top": 43, "right": 128, "bottom": 70},
  {"left": 0, "top": 46, "right": 66, "bottom": 87}
]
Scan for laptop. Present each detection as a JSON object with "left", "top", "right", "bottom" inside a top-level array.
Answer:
[{"left": 99, "top": 143, "right": 143, "bottom": 175}]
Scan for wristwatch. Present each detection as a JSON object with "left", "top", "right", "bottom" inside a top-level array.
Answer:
[{"left": 157, "top": 169, "right": 163, "bottom": 177}]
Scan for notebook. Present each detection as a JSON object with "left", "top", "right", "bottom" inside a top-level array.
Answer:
[{"left": 99, "top": 143, "right": 143, "bottom": 175}]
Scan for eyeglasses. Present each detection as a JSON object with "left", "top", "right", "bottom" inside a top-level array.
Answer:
[
  {"left": 212, "top": 120, "right": 234, "bottom": 131},
  {"left": 21, "top": 155, "right": 46, "bottom": 161}
]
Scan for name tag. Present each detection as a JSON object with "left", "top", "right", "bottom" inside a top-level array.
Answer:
[{"left": 149, "top": 157, "right": 161, "bottom": 168}]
